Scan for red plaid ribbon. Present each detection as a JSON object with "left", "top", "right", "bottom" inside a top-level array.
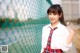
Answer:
[
  {"left": 43, "top": 48, "right": 63, "bottom": 53},
  {"left": 43, "top": 27, "right": 63, "bottom": 53}
]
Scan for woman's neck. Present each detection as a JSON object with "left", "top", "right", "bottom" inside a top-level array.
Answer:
[{"left": 51, "top": 21, "right": 59, "bottom": 28}]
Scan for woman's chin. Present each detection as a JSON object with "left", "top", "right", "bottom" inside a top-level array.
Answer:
[{"left": 51, "top": 21, "right": 56, "bottom": 24}]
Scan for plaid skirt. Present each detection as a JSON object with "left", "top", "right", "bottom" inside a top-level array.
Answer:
[{"left": 43, "top": 48, "right": 64, "bottom": 53}]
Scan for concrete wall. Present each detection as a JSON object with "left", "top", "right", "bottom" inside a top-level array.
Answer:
[{"left": 62, "top": 0, "right": 79, "bottom": 20}]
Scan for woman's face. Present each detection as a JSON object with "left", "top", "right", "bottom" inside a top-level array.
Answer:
[{"left": 48, "top": 13, "right": 60, "bottom": 24}]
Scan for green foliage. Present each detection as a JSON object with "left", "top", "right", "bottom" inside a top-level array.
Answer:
[
  {"left": 0, "top": 17, "right": 19, "bottom": 29},
  {"left": 0, "top": 17, "right": 50, "bottom": 29}
]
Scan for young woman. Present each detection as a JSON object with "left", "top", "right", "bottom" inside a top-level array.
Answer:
[{"left": 41, "top": 4, "right": 75, "bottom": 53}]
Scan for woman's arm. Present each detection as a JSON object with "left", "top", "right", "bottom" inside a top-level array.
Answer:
[
  {"left": 62, "top": 27, "right": 75, "bottom": 52},
  {"left": 66, "top": 27, "right": 75, "bottom": 45}
]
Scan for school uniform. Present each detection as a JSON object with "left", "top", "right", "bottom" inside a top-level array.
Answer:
[{"left": 41, "top": 22, "right": 72, "bottom": 53}]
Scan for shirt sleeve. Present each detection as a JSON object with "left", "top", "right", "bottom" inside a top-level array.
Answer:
[
  {"left": 41, "top": 27, "right": 44, "bottom": 53},
  {"left": 62, "top": 41, "right": 72, "bottom": 52},
  {"left": 61, "top": 27, "right": 73, "bottom": 52}
]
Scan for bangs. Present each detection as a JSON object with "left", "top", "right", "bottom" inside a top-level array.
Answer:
[{"left": 47, "top": 8, "right": 58, "bottom": 15}]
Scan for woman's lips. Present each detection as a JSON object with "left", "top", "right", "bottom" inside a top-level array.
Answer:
[{"left": 50, "top": 19, "right": 55, "bottom": 21}]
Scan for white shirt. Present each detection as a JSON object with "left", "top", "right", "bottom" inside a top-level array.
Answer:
[{"left": 41, "top": 22, "right": 72, "bottom": 53}]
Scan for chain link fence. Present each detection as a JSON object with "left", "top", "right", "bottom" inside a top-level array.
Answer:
[{"left": 0, "top": 0, "right": 50, "bottom": 53}]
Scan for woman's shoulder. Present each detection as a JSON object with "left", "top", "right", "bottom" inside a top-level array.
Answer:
[
  {"left": 60, "top": 24, "right": 75, "bottom": 35},
  {"left": 43, "top": 24, "right": 50, "bottom": 29}
]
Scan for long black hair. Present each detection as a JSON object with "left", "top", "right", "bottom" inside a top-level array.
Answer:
[{"left": 47, "top": 4, "right": 66, "bottom": 26}]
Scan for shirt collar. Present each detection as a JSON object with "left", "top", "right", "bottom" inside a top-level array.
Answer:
[{"left": 48, "top": 22, "right": 61, "bottom": 29}]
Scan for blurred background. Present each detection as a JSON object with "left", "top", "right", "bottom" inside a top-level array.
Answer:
[{"left": 0, "top": 0, "right": 80, "bottom": 53}]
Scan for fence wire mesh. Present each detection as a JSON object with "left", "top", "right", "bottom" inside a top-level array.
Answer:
[{"left": 0, "top": 0, "right": 50, "bottom": 53}]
